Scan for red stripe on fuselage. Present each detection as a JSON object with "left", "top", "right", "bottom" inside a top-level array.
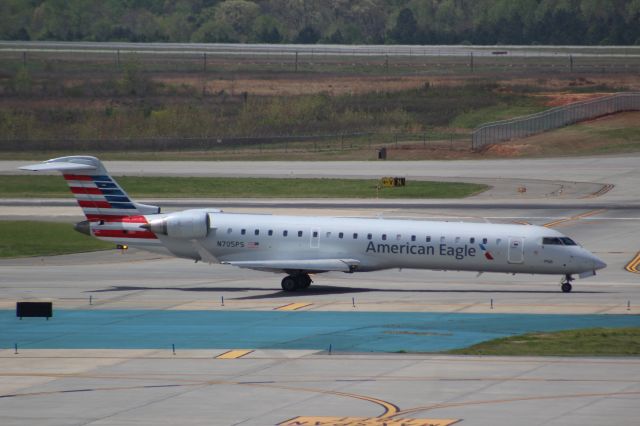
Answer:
[
  {"left": 70, "top": 187, "right": 102, "bottom": 195},
  {"left": 63, "top": 174, "right": 93, "bottom": 181},
  {"left": 93, "top": 229, "right": 157, "bottom": 239},
  {"left": 86, "top": 214, "right": 148, "bottom": 223},
  {"left": 78, "top": 200, "right": 111, "bottom": 209}
]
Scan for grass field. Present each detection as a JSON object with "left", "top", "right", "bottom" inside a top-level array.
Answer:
[
  {"left": 448, "top": 327, "right": 640, "bottom": 356},
  {"left": 0, "top": 176, "right": 488, "bottom": 199},
  {"left": 0, "top": 221, "right": 113, "bottom": 258}
]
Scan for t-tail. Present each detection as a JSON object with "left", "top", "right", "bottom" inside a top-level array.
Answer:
[{"left": 20, "top": 156, "right": 161, "bottom": 244}]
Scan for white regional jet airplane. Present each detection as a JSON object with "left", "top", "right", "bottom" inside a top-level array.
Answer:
[{"left": 21, "top": 156, "right": 606, "bottom": 293}]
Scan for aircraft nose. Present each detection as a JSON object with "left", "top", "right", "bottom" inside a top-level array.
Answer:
[{"left": 594, "top": 257, "right": 607, "bottom": 270}]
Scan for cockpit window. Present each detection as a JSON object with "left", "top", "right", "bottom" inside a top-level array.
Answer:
[
  {"left": 560, "top": 237, "right": 577, "bottom": 246},
  {"left": 542, "top": 237, "right": 563, "bottom": 245}
]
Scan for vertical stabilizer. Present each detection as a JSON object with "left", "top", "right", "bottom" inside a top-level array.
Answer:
[{"left": 20, "top": 156, "right": 159, "bottom": 223}]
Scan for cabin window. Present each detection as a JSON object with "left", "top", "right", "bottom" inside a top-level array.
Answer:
[
  {"left": 496, "top": 238, "right": 502, "bottom": 245},
  {"left": 241, "top": 229, "right": 246, "bottom": 235},
  {"left": 396, "top": 234, "right": 402, "bottom": 241},
  {"left": 268, "top": 230, "right": 273, "bottom": 236},
  {"left": 543, "top": 237, "right": 564, "bottom": 245},
  {"left": 411, "top": 235, "right": 416, "bottom": 242},
  {"left": 440, "top": 236, "right": 445, "bottom": 243},
  {"left": 339, "top": 232, "right": 344, "bottom": 239},
  {"left": 227, "top": 228, "right": 232, "bottom": 234},
  {"left": 482, "top": 238, "right": 488, "bottom": 244},
  {"left": 313, "top": 231, "right": 318, "bottom": 238},
  {"left": 470, "top": 237, "right": 475, "bottom": 244},
  {"left": 326, "top": 231, "right": 332, "bottom": 238},
  {"left": 353, "top": 233, "right": 358, "bottom": 239},
  {"left": 254, "top": 229, "right": 259, "bottom": 236},
  {"left": 298, "top": 231, "right": 303, "bottom": 237},
  {"left": 283, "top": 230, "right": 288, "bottom": 237},
  {"left": 367, "top": 233, "right": 372, "bottom": 240},
  {"left": 382, "top": 234, "right": 387, "bottom": 241},
  {"left": 455, "top": 237, "right": 461, "bottom": 244},
  {"left": 426, "top": 236, "right": 431, "bottom": 242}
]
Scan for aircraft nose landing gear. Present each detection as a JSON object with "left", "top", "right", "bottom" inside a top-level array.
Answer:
[
  {"left": 560, "top": 274, "right": 574, "bottom": 293},
  {"left": 281, "top": 273, "right": 312, "bottom": 292}
]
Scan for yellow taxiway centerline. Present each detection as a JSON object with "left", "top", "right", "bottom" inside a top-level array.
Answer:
[
  {"left": 275, "top": 303, "right": 312, "bottom": 311},
  {"left": 215, "top": 350, "right": 253, "bottom": 359},
  {"left": 625, "top": 251, "right": 640, "bottom": 274},
  {"left": 544, "top": 209, "right": 606, "bottom": 228}
]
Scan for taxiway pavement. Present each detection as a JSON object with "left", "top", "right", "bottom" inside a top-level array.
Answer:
[{"left": 1, "top": 155, "right": 639, "bottom": 425}]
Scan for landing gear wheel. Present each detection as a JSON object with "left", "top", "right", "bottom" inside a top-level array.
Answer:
[
  {"left": 281, "top": 276, "right": 297, "bottom": 292},
  {"left": 298, "top": 274, "right": 312, "bottom": 289},
  {"left": 560, "top": 274, "right": 574, "bottom": 293}
]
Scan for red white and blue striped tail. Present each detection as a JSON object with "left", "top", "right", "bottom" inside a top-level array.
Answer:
[{"left": 20, "top": 156, "right": 161, "bottom": 241}]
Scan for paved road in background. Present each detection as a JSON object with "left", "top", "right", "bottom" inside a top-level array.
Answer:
[{"left": 4, "top": 154, "right": 640, "bottom": 204}]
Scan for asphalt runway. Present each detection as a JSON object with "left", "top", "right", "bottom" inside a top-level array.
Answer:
[{"left": 1, "top": 155, "right": 639, "bottom": 425}]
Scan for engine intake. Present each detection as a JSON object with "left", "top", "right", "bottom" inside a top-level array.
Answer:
[{"left": 144, "top": 211, "right": 210, "bottom": 239}]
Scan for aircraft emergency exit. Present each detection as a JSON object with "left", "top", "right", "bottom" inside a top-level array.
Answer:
[{"left": 21, "top": 156, "right": 606, "bottom": 293}]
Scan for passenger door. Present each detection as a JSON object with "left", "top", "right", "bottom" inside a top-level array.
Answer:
[{"left": 508, "top": 237, "right": 524, "bottom": 263}]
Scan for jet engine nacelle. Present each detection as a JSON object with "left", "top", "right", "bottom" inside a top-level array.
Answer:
[{"left": 145, "top": 211, "right": 210, "bottom": 239}]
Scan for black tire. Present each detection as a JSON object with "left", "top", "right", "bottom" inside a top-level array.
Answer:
[
  {"left": 298, "top": 274, "right": 312, "bottom": 289},
  {"left": 281, "top": 276, "right": 297, "bottom": 292},
  {"left": 561, "top": 282, "right": 572, "bottom": 293}
]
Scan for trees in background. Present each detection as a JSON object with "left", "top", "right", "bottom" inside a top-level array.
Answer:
[{"left": 1, "top": 0, "right": 639, "bottom": 45}]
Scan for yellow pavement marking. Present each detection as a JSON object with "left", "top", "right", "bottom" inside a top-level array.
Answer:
[
  {"left": 275, "top": 303, "right": 312, "bottom": 311},
  {"left": 215, "top": 349, "right": 253, "bottom": 359},
  {"left": 544, "top": 209, "right": 606, "bottom": 228},
  {"left": 395, "top": 390, "right": 640, "bottom": 417},
  {"left": 279, "top": 416, "right": 459, "bottom": 426},
  {"left": 625, "top": 251, "right": 640, "bottom": 274}
]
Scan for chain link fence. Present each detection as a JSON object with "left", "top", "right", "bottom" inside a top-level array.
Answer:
[
  {"left": 472, "top": 92, "right": 640, "bottom": 150},
  {"left": 1, "top": 131, "right": 468, "bottom": 153}
]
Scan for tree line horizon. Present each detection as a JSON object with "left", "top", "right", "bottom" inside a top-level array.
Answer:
[{"left": 2, "top": 0, "right": 639, "bottom": 46}]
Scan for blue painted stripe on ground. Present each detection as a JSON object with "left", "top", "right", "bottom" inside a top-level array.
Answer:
[{"left": 1, "top": 310, "right": 638, "bottom": 352}]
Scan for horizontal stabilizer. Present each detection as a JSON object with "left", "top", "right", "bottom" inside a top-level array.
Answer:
[
  {"left": 224, "top": 258, "right": 360, "bottom": 273},
  {"left": 20, "top": 161, "right": 96, "bottom": 172}
]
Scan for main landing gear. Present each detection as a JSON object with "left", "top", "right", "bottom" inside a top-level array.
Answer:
[
  {"left": 281, "top": 273, "right": 312, "bottom": 292},
  {"left": 561, "top": 274, "right": 574, "bottom": 293}
]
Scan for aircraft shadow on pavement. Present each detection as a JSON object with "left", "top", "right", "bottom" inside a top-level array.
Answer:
[{"left": 89, "top": 285, "right": 606, "bottom": 300}]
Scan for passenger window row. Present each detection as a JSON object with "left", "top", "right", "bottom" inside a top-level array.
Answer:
[{"left": 224, "top": 227, "right": 493, "bottom": 244}]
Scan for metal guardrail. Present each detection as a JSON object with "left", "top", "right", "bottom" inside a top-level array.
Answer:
[{"left": 471, "top": 92, "right": 640, "bottom": 150}]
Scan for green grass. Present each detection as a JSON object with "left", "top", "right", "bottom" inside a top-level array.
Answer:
[
  {"left": 0, "top": 221, "right": 113, "bottom": 258},
  {"left": 594, "top": 127, "right": 640, "bottom": 141},
  {"left": 447, "top": 327, "right": 640, "bottom": 356},
  {"left": 451, "top": 103, "right": 546, "bottom": 129},
  {"left": 0, "top": 175, "right": 487, "bottom": 199}
]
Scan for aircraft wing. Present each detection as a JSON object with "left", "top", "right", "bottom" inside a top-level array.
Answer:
[{"left": 223, "top": 258, "right": 360, "bottom": 273}]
